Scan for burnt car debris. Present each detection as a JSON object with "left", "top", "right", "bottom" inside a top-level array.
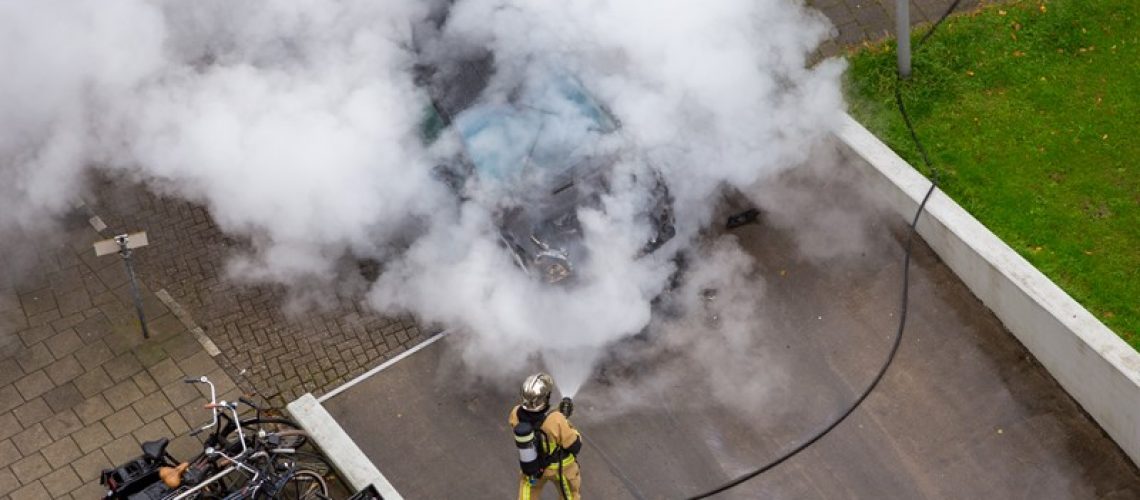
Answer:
[{"left": 415, "top": 50, "right": 677, "bottom": 284}]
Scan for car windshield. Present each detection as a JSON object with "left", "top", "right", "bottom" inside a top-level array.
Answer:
[{"left": 453, "top": 73, "right": 618, "bottom": 184}]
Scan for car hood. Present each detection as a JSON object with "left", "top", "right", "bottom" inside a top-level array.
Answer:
[
  {"left": 495, "top": 156, "right": 610, "bottom": 264},
  {"left": 452, "top": 72, "right": 618, "bottom": 188}
]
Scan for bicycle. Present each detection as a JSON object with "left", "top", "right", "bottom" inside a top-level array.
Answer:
[{"left": 101, "top": 375, "right": 332, "bottom": 499}]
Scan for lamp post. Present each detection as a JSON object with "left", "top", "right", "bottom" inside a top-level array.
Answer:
[
  {"left": 94, "top": 232, "right": 151, "bottom": 339},
  {"left": 897, "top": 0, "right": 911, "bottom": 78}
]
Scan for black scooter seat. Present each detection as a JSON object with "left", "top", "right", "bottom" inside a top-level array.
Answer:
[{"left": 141, "top": 438, "right": 170, "bottom": 461}]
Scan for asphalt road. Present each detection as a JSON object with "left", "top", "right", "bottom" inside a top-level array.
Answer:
[{"left": 322, "top": 148, "right": 1140, "bottom": 499}]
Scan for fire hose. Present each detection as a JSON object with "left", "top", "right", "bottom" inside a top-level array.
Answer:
[{"left": 684, "top": 2, "right": 960, "bottom": 498}]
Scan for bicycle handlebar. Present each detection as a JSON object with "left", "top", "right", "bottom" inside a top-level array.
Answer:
[{"left": 186, "top": 375, "right": 219, "bottom": 437}]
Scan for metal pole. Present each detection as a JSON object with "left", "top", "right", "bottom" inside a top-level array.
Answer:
[
  {"left": 897, "top": 0, "right": 912, "bottom": 78},
  {"left": 119, "top": 244, "right": 150, "bottom": 339}
]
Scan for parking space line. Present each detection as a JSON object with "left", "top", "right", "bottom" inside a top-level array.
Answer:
[{"left": 317, "top": 330, "right": 450, "bottom": 404}]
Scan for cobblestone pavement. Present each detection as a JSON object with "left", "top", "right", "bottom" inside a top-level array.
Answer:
[
  {"left": 0, "top": 218, "right": 238, "bottom": 499},
  {"left": 89, "top": 179, "right": 427, "bottom": 407}
]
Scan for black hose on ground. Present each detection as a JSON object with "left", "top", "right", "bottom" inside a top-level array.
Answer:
[{"left": 684, "top": 2, "right": 960, "bottom": 498}]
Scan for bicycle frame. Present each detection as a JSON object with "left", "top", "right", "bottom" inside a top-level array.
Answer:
[
  {"left": 175, "top": 376, "right": 262, "bottom": 499},
  {"left": 167, "top": 464, "right": 238, "bottom": 500},
  {"left": 185, "top": 376, "right": 219, "bottom": 436},
  {"left": 205, "top": 402, "right": 254, "bottom": 473},
  {"left": 107, "top": 375, "right": 318, "bottom": 500}
]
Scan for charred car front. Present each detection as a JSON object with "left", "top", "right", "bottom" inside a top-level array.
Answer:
[{"left": 421, "top": 61, "right": 676, "bottom": 284}]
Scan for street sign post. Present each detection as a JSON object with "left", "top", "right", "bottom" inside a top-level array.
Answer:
[{"left": 94, "top": 232, "right": 151, "bottom": 339}]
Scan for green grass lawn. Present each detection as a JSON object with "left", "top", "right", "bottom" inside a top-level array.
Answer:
[{"left": 845, "top": 0, "right": 1140, "bottom": 348}]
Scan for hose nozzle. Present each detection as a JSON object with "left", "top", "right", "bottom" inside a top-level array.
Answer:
[{"left": 559, "top": 397, "right": 574, "bottom": 418}]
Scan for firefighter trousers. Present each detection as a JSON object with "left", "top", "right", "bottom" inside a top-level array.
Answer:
[{"left": 518, "top": 461, "right": 581, "bottom": 500}]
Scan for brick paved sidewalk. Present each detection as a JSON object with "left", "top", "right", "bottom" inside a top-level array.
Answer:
[
  {"left": 90, "top": 179, "right": 426, "bottom": 407},
  {"left": 0, "top": 217, "right": 238, "bottom": 499},
  {"left": 810, "top": 0, "right": 979, "bottom": 55}
]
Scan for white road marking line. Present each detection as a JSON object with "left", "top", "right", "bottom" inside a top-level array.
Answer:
[
  {"left": 317, "top": 329, "right": 449, "bottom": 403},
  {"left": 155, "top": 288, "right": 221, "bottom": 356},
  {"left": 89, "top": 216, "right": 108, "bottom": 233}
]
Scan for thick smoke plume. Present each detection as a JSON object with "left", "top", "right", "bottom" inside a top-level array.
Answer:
[{"left": 1, "top": 0, "right": 844, "bottom": 404}]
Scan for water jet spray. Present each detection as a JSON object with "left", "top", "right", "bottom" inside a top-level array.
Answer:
[{"left": 544, "top": 348, "right": 600, "bottom": 399}]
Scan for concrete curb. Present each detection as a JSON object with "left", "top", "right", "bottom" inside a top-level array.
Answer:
[
  {"left": 287, "top": 393, "right": 405, "bottom": 499},
  {"left": 835, "top": 112, "right": 1140, "bottom": 465}
]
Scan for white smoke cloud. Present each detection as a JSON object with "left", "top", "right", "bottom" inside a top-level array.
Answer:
[
  {"left": 101, "top": 1, "right": 445, "bottom": 287},
  {"left": 393, "top": 0, "right": 845, "bottom": 390},
  {"left": 441, "top": 0, "right": 844, "bottom": 227},
  {"left": 0, "top": 0, "right": 162, "bottom": 235},
  {"left": 1, "top": 0, "right": 845, "bottom": 407}
]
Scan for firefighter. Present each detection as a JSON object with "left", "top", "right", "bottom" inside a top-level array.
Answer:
[{"left": 509, "top": 372, "right": 583, "bottom": 500}]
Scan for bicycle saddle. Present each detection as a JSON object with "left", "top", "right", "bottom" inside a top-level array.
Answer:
[{"left": 141, "top": 438, "right": 170, "bottom": 461}]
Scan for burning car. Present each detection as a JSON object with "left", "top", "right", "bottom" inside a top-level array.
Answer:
[{"left": 418, "top": 56, "right": 677, "bottom": 284}]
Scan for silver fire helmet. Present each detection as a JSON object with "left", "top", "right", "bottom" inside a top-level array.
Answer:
[{"left": 520, "top": 372, "right": 555, "bottom": 412}]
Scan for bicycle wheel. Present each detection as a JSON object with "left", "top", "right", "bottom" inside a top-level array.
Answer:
[
  {"left": 222, "top": 418, "right": 308, "bottom": 454},
  {"left": 272, "top": 451, "right": 332, "bottom": 477},
  {"left": 276, "top": 468, "right": 328, "bottom": 499},
  {"left": 241, "top": 418, "right": 308, "bottom": 449}
]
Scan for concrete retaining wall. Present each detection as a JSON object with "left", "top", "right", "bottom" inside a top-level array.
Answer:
[
  {"left": 287, "top": 394, "right": 405, "bottom": 499},
  {"left": 835, "top": 113, "right": 1140, "bottom": 465}
]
